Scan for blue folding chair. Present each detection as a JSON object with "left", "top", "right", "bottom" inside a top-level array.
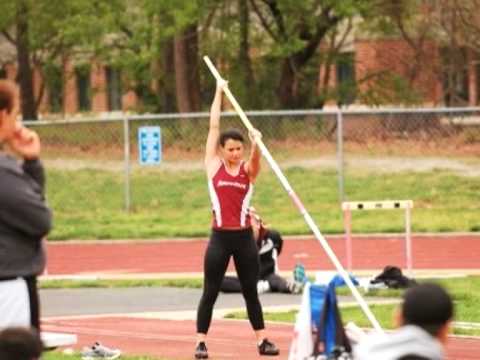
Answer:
[{"left": 309, "top": 275, "right": 357, "bottom": 358}]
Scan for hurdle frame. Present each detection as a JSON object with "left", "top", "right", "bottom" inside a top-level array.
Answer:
[{"left": 342, "top": 200, "right": 414, "bottom": 274}]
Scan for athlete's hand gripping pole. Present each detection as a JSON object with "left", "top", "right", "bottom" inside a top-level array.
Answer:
[{"left": 203, "top": 55, "right": 383, "bottom": 333}]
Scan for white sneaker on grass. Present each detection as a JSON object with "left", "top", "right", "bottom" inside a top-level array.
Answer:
[{"left": 81, "top": 342, "right": 121, "bottom": 360}]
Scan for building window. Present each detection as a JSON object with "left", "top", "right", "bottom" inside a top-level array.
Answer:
[
  {"left": 106, "top": 66, "right": 122, "bottom": 111},
  {"left": 336, "top": 52, "right": 356, "bottom": 105},
  {"left": 75, "top": 65, "right": 91, "bottom": 111},
  {"left": 44, "top": 64, "right": 63, "bottom": 113},
  {"left": 442, "top": 69, "right": 468, "bottom": 106},
  {"left": 441, "top": 47, "right": 469, "bottom": 106}
]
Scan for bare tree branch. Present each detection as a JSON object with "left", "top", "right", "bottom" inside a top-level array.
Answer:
[
  {"left": 295, "top": 6, "right": 340, "bottom": 67},
  {"left": 249, "top": 0, "right": 279, "bottom": 42},
  {"left": 1, "top": 30, "right": 16, "bottom": 45},
  {"left": 334, "top": 17, "right": 353, "bottom": 54},
  {"left": 261, "top": 0, "right": 288, "bottom": 40},
  {"left": 201, "top": 5, "right": 219, "bottom": 34}
]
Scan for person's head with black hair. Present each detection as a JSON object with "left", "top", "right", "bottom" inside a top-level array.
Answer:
[
  {"left": 397, "top": 283, "right": 454, "bottom": 345},
  {"left": 0, "top": 327, "right": 43, "bottom": 360},
  {"left": 219, "top": 128, "right": 245, "bottom": 148},
  {"left": 355, "top": 282, "right": 453, "bottom": 360}
]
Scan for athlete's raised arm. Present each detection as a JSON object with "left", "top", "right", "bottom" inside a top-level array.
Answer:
[
  {"left": 246, "top": 128, "right": 262, "bottom": 182},
  {"left": 205, "top": 79, "right": 227, "bottom": 175}
]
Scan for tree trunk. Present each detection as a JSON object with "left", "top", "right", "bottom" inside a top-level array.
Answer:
[
  {"left": 16, "top": 1, "right": 37, "bottom": 120},
  {"left": 174, "top": 24, "right": 200, "bottom": 113},
  {"left": 185, "top": 24, "right": 200, "bottom": 111},
  {"left": 160, "top": 38, "right": 176, "bottom": 113},
  {"left": 278, "top": 58, "right": 297, "bottom": 108},
  {"left": 237, "top": 0, "right": 255, "bottom": 106}
]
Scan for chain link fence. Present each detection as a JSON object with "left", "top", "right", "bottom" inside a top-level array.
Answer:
[{"left": 26, "top": 108, "right": 480, "bottom": 238}]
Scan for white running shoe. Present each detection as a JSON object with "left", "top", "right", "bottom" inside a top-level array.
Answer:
[{"left": 81, "top": 342, "right": 121, "bottom": 360}]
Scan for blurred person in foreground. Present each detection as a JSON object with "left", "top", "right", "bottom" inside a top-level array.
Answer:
[
  {"left": 0, "top": 80, "right": 52, "bottom": 331},
  {"left": 354, "top": 283, "right": 453, "bottom": 360},
  {"left": 0, "top": 327, "right": 43, "bottom": 360}
]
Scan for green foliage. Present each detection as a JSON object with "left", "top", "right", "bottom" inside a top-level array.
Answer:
[
  {"left": 43, "top": 63, "right": 63, "bottom": 112},
  {"left": 0, "top": 0, "right": 464, "bottom": 111},
  {"left": 358, "top": 72, "right": 423, "bottom": 106},
  {"left": 39, "top": 278, "right": 203, "bottom": 289}
]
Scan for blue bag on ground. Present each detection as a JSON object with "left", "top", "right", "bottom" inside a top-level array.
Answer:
[{"left": 312, "top": 275, "right": 357, "bottom": 358}]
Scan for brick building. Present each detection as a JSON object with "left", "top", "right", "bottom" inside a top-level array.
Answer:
[
  {"left": 321, "top": 38, "right": 479, "bottom": 107},
  {"left": 0, "top": 37, "right": 138, "bottom": 117},
  {"left": 1, "top": 36, "right": 479, "bottom": 116}
]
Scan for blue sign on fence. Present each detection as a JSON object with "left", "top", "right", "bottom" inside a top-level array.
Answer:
[{"left": 138, "top": 126, "right": 161, "bottom": 165}]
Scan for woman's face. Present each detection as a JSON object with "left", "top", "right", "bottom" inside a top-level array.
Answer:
[{"left": 221, "top": 138, "right": 244, "bottom": 164}]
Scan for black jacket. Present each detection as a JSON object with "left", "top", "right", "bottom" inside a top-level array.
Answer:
[
  {"left": 0, "top": 154, "right": 52, "bottom": 277},
  {"left": 258, "top": 229, "right": 283, "bottom": 278}
]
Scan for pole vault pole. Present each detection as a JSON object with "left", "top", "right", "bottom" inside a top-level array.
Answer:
[{"left": 203, "top": 56, "right": 383, "bottom": 333}]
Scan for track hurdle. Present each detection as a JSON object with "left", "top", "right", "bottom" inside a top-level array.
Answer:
[{"left": 342, "top": 200, "right": 414, "bottom": 274}]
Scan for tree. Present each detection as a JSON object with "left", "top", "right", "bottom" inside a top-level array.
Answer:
[
  {"left": 0, "top": 0, "right": 37, "bottom": 119},
  {"left": 104, "top": 0, "right": 211, "bottom": 113},
  {"left": 376, "top": 0, "right": 436, "bottom": 84},
  {"left": 249, "top": 0, "right": 374, "bottom": 108},
  {"left": 372, "top": 0, "right": 480, "bottom": 106},
  {"left": 234, "top": 0, "right": 256, "bottom": 107},
  {"left": 0, "top": 0, "right": 124, "bottom": 119},
  {"left": 356, "top": 0, "right": 440, "bottom": 105},
  {"left": 14, "top": 0, "right": 36, "bottom": 120},
  {"left": 434, "top": 0, "right": 480, "bottom": 106},
  {"left": 174, "top": 24, "right": 201, "bottom": 112}
]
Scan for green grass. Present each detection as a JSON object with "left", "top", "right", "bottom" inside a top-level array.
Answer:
[
  {"left": 39, "top": 278, "right": 203, "bottom": 289},
  {"left": 44, "top": 352, "right": 166, "bottom": 360},
  {"left": 225, "top": 276, "right": 480, "bottom": 337},
  {"left": 46, "top": 168, "right": 480, "bottom": 240}
]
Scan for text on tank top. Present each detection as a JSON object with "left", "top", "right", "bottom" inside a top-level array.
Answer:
[{"left": 208, "top": 161, "right": 253, "bottom": 228}]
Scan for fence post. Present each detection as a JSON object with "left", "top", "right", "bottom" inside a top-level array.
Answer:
[
  {"left": 123, "top": 116, "right": 131, "bottom": 212},
  {"left": 343, "top": 205, "right": 352, "bottom": 271},
  {"left": 405, "top": 203, "right": 413, "bottom": 276},
  {"left": 336, "top": 109, "right": 345, "bottom": 204}
]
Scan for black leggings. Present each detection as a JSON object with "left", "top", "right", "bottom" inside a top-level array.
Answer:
[
  {"left": 24, "top": 276, "right": 40, "bottom": 331},
  {"left": 196, "top": 228, "right": 265, "bottom": 333}
]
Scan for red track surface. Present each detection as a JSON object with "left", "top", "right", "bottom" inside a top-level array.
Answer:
[
  {"left": 46, "top": 234, "right": 480, "bottom": 275},
  {"left": 43, "top": 234, "right": 480, "bottom": 359},
  {"left": 42, "top": 316, "right": 480, "bottom": 360}
]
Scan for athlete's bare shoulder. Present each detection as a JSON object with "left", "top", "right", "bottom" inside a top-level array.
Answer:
[{"left": 206, "top": 157, "right": 222, "bottom": 178}]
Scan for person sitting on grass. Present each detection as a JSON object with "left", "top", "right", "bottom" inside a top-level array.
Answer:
[
  {"left": 220, "top": 207, "right": 305, "bottom": 294},
  {"left": 354, "top": 282, "right": 453, "bottom": 360}
]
